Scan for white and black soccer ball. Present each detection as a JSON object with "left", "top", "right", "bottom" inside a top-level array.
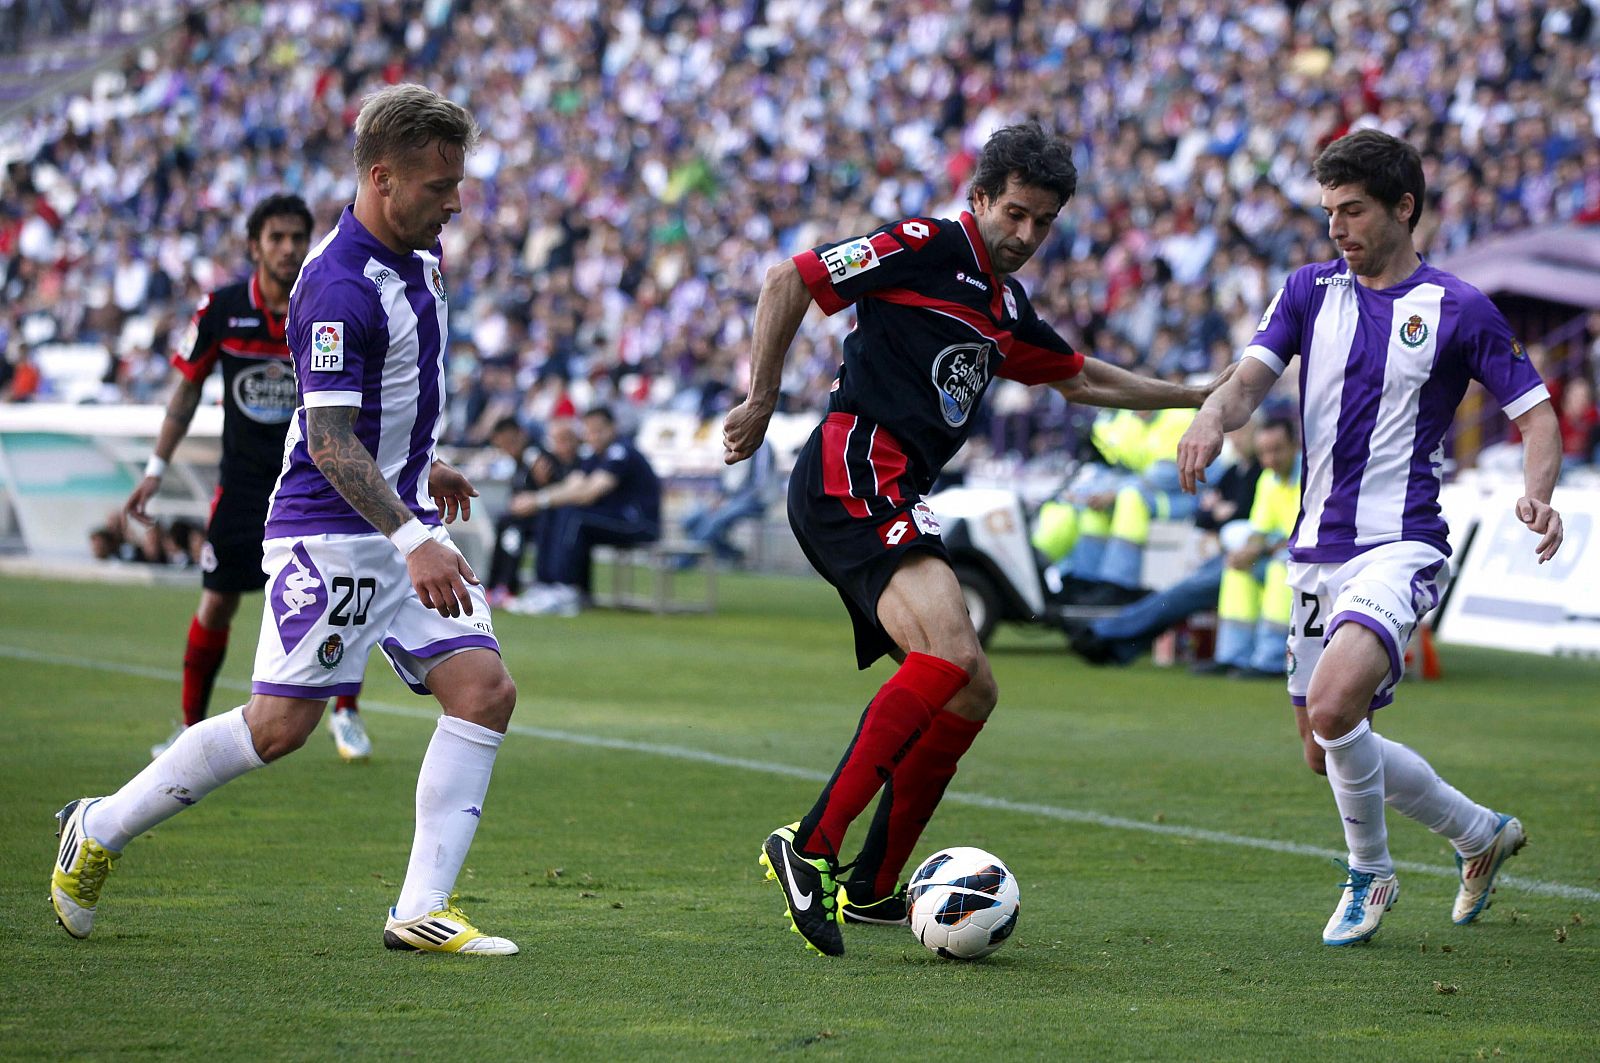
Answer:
[{"left": 907, "top": 846, "right": 1020, "bottom": 960}]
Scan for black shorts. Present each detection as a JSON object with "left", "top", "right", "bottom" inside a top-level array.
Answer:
[
  {"left": 201, "top": 484, "right": 270, "bottom": 593},
  {"left": 788, "top": 413, "right": 950, "bottom": 669}
]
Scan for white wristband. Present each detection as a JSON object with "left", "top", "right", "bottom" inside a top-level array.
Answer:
[
  {"left": 144, "top": 455, "right": 168, "bottom": 479},
  {"left": 389, "top": 518, "right": 432, "bottom": 557}
]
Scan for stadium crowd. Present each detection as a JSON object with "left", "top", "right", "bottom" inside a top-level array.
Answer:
[{"left": 2, "top": 0, "right": 1599, "bottom": 462}]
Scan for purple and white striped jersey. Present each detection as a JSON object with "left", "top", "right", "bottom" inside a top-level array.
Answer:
[
  {"left": 265, "top": 205, "right": 449, "bottom": 538},
  {"left": 1245, "top": 258, "right": 1548, "bottom": 563}
]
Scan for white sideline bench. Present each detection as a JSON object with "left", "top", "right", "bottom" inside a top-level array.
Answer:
[{"left": 590, "top": 542, "right": 718, "bottom": 614}]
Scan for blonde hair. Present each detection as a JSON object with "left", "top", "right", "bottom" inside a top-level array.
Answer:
[{"left": 353, "top": 84, "right": 479, "bottom": 174}]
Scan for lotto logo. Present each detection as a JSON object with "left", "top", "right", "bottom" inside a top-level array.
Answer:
[
  {"left": 879, "top": 516, "right": 918, "bottom": 548},
  {"left": 896, "top": 218, "right": 938, "bottom": 249}
]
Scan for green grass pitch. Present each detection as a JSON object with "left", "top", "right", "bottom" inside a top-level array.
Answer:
[{"left": 2, "top": 570, "right": 1597, "bottom": 1060}]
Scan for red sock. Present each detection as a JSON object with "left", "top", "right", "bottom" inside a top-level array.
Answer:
[
  {"left": 870, "top": 710, "right": 985, "bottom": 897},
  {"left": 797, "top": 653, "right": 970, "bottom": 859},
  {"left": 181, "top": 617, "right": 230, "bottom": 727},
  {"left": 335, "top": 694, "right": 360, "bottom": 712}
]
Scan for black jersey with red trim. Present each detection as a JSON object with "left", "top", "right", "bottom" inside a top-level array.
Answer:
[
  {"left": 792, "top": 210, "right": 1083, "bottom": 489},
  {"left": 170, "top": 274, "right": 298, "bottom": 497}
]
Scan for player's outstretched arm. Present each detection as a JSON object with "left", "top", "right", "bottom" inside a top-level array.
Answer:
[
  {"left": 1049, "top": 356, "right": 1233, "bottom": 412},
  {"left": 308, "top": 406, "right": 477, "bottom": 617},
  {"left": 125, "top": 376, "right": 204, "bottom": 526},
  {"left": 724, "top": 259, "right": 812, "bottom": 465},
  {"left": 429, "top": 458, "right": 479, "bottom": 523},
  {"left": 1176, "top": 357, "right": 1279, "bottom": 493},
  {"left": 1512, "top": 399, "right": 1564, "bottom": 563}
]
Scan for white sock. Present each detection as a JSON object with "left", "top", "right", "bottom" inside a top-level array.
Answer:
[
  {"left": 84, "top": 706, "right": 265, "bottom": 851},
  {"left": 1315, "top": 719, "right": 1392, "bottom": 876},
  {"left": 1377, "top": 734, "right": 1499, "bottom": 856},
  {"left": 393, "top": 715, "right": 505, "bottom": 920}
]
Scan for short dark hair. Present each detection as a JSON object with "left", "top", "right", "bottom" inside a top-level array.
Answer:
[
  {"left": 1257, "top": 414, "right": 1299, "bottom": 442},
  {"left": 489, "top": 416, "right": 523, "bottom": 437},
  {"left": 969, "top": 121, "right": 1078, "bottom": 208},
  {"left": 582, "top": 406, "right": 615, "bottom": 426},
  {"left": 1312, "top": 129, "right": 1426, "bottom": 232},
  {"left": 246, "top": 194, "right": 313, "bottom": 243}
]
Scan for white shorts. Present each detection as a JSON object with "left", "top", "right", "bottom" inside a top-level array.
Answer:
[
  {"left": 1285, "top": 540, "right": 1449, "bottom": 711},
  {"left": 251, "top": 527, "right": 499, "bottom": 699}
]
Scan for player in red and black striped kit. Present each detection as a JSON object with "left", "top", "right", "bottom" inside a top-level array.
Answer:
[
  {"left": 725, "top": 123, "right": 1233, "bottom": 956},
  {"left": 124, "top": 195, "right": 371, "bottom": 761}
]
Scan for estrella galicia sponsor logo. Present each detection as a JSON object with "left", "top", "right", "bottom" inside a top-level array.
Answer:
[
  {"left": 272, "top": 543, "right": 327, "bottom": 654},
  {"left": 316, "top": 633, "right": 345, "bottom": 669},
  {"left": 232, "top": 360, "right": 297, "bottom": 424},
  {"left": 931, "top": 341, "right": 991, "bottom": 428},
  {"left": 1398, "top": 314, "right": 1429, "bottom": 348}
]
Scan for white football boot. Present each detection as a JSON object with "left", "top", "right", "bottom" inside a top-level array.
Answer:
[
  {"left": 1453, "top": 814, "right": 1526, "bottom": 925},
  {"left": 1322, "top": 860, "right": 1399, "bottom": 946}
]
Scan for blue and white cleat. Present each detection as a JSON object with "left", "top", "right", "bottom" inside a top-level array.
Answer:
[
  {"left": 1322, "top": 860, "right": 1398, "bottom": 946},
  {"left": 1453, "top": 814, "right": 1526, "bottom": 925}
]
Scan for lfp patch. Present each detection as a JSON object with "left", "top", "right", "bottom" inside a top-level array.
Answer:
[
  {"left": 821, "top": 238, "right": 879, "bottom": 282},
  {"left": 310, "top": 322, "right": 344, "bottom": 371}
]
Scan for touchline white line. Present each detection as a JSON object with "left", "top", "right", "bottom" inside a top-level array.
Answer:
[{"left": 7, "top": 643, "right": 1596, "bottom": 904}]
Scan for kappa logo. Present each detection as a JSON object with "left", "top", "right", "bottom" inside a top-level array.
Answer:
[
  {"left": 1398, "top": 314, "right": 1430, "bottom": 348},
  {"left": 370, "top": 268, "right": 393, "bottom": 294},
  {"left": 821, "top": 237, "right": 879, "bottom": 281},
  {"left": 315, "top": 633, "right": 345, "bottom": 669},
  {"left": 310, "top": 321, "right": 344, "bottom": 371},
  {"left": 931, "top": 341, "right": 991, "bottom": 428},
  {"left": 279, "top": 555, "right": 322, "bottom": 620}
]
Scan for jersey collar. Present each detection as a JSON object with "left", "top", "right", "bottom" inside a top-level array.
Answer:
[
  {"left": 958, "top": 211, "right": 996, "bottom": 278},
  {"left": 339, "top": 204, "right": 417, "bottom": 270},
  {"left": 248, "top": 272, "right": 287, "bottom": 337}
]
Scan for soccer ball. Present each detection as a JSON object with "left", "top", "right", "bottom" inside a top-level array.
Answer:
[{"left": 907, "top": 846, "right": 1020, "bottom": 960}]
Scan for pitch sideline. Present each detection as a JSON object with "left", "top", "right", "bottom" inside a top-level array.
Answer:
[{"left": 7, "top": 642, "right": 1597, "bottom": 904}]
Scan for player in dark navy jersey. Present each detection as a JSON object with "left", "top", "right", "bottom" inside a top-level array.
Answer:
[
  {"left": 124, "top": 194, "right": 372, "bottom": 762},
  {"left": 724, "top": 122, "right": 1233, "bottom": 956},
  {"left": 507, "top": 406, "right": 662, "bottom": 617}
]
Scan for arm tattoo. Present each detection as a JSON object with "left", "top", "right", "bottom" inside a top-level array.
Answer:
[{"left": 306, "top": 406, "right": 415, "bottom": 536}]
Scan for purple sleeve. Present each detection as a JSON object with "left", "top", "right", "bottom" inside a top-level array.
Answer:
[
  {"left": 1241, "top": 269, "right": 1308, "bottom": 376},
  {"left": 1458, "top": 292, "right": 1550, "bottom": 417},
  {"left": 287, "top": 274, "right": 380, "bottom": 408}
]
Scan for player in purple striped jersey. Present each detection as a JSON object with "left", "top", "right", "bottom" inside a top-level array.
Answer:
[
  {"left": 1178, "top": 129, "right": 1563, "bottom": 946},
  {"left": 51, "top": 85, "right": 521, "bottom": 955}
]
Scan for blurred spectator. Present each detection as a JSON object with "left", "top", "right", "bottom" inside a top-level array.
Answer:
[
  {"left": 677, "top": 439, "right": 777, "bottom": 567},
  {"left": 2, "top": 346, "right": 40, "bottom": 401},
  {"left": 1559, "top": 374, "right": 1600, "bottom": 467},
  {"left": 507, "top": 406, "right": 660, "bottom": 617},
  {"left": 484, "top": 414, "right": 582, "bottom": 603}
]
